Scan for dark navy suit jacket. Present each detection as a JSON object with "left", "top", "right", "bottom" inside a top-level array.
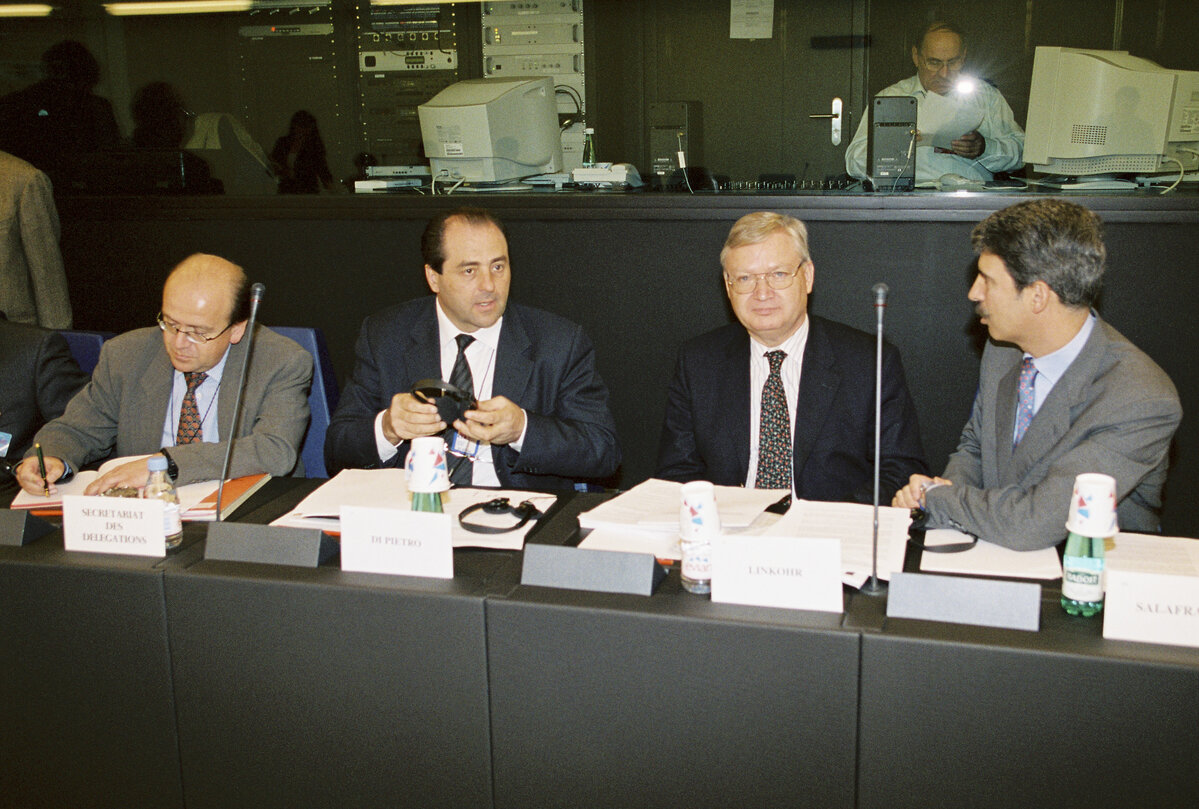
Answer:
[
  {"left": 656, "top": 315, "right": 927, "bottom": 503},
  {"left": 325, "top": 297, "right": 620, "bottom": 490}
]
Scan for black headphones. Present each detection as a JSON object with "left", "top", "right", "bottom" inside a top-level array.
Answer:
[
  {"left": 457, "top": 497, "right": 544, "bottom": 534},
  {"left": 412, "top": 378, "right": 477, "bottom": 425}
]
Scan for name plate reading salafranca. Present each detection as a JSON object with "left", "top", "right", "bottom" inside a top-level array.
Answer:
[
  {"left": 711, "top": 535, "right": 843, "bottom": 613},
  {"left": 1104, "top": 570, "right": 1199, "bottom": 649},
  {"left": 62, "top": 495, "right": 166, "bottom": 558},
  {"left": 339, "top": 505, "right": 453, "bottom": 579}
]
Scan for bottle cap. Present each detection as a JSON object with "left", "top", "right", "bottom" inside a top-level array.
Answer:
[{"left": 148, "top": 455, "right": 168, "bottom": 472}]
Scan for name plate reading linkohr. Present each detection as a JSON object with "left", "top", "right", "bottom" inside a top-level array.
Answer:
[
  {"left": 711, "top": 535, "right": 843, "bottom": 613},
  {"left": 339, "top": 505, "right": 453, "bottom": 579},
  {"left": 1103, "top": 570, "right": 1199, "bottom": 649},
  {"left": 62, "top": 495, "right": 166, "bottom": 557}
]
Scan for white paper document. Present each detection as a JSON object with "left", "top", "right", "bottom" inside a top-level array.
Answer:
[
  {"left": 269, "top": 469, "right": 554, "bottom": 550},
  {"left": 918, "top": 529, "right": 1063, "bottom": 580},
  {"left": 1105, "top": 531, "right": 1199, "bottom": 576},
  {"left": 578, "top": 526, "right": 684, "bottom": 560},
  {"left": 919, "top": 89, "right": 985, "bottom": 150},
  {"left": 578, "top": 478, "right": 786, "bottom": 532},
  {"left": 762, "top": 500, "right": 911, "bottom": 587}
]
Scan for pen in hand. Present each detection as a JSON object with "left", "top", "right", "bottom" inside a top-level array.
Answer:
[{"left": 35, "top": 443, "right": 48, "bottom": 497}]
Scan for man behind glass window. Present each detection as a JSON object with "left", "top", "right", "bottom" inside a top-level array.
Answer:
[{"left": 845, "top": 21, "right": 1025, "bottom": 185}]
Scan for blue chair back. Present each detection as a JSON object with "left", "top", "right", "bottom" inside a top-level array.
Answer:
[
  {"left": 59, "top": 330, "right": 115, "bottom": 374},
  {"left": 268, "top": 326, "right": 339, "bottom": 479}
]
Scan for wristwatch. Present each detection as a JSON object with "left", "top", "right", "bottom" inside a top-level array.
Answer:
[{"left": 158, "top": 448, "right": 179, "bottom": 481}]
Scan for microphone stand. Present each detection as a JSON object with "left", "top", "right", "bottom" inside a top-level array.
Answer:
[
  {"left": 215, "top": 282, "right": 264, "bottom": 521},
  {"left": 862, "top": 282, "right": 889, "bottom": 596}
]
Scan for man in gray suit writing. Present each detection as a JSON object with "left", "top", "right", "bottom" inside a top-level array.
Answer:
[
  {"left": 893, "top": 199, "right": 1181, "bottom": 550},
  {"left": 15, "top": 253, "right": 312, "bottom": 495}
]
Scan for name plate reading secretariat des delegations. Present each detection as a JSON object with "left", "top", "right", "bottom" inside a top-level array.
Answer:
[
  {"left": 711, "top": 535, "right": 843, "bottom": 613},
  {"left": 62, "top": 495, "right": 168, "bottom": 557},
  {"left": 1104, "top": 569, "right": 1199, "bottom": 649},
  {"left": 339, "top": 506, "right": 454, "bottom": 579}
]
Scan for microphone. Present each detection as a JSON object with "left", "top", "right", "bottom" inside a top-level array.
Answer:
[
  {"left": 215, "top": 282, "right": 265, "bottom": 521},
  {"left": 863, "top": 282, "right": 890, "bottom": 596}
]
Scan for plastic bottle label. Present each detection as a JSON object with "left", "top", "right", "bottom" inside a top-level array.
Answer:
[
  {"left": 680, "top": 539, "right": 711, "bottom": 582},
  {"left": 162, "top": 502, "right": 182, "bottom": 537},
  {"left": 1062, "top": 554, "right": 1104, "bottom": 602}
]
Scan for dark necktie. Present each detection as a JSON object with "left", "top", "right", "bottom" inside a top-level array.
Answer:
[
  {"left": 754, "top": 350, "right": 791, "bottom": 490},
  {"left": 1013, "top": 356, "right": 1036, "bottom": 447},
  {"left": 176, "top": 371, "right": 207, "bottom": 445},
  {"left": 449, "top": 334, "right": 475, "bottom": 486}
]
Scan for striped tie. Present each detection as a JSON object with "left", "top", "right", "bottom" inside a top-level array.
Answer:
[{"left": 176, "top": 371, "right": 207, "bottom": 445}]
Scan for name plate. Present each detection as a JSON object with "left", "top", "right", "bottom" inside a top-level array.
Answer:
[
  {"left": 1104, "top": 570, "right": 1199, "bottom": 649},
  {"left": 711, "top": 535, "right": 843, "bottom": 613},
  {"left": 339, "top": 506, "right": 453, "bottom": 579},
  {"left": 62, "top": 495, "right": 166, "bottom": 557}
]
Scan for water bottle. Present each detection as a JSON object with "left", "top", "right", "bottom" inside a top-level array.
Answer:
[
  {"left": 582, "top": 127, "right": 597, "bottom": 167},
  {"left": 411, "top": 491, "right": 444, "bottom": 513},
  {"left": 144, "top": 454, "right": 183, "bottom": 549},
  {"left": 679, "top": 481, "right": 719, "bottom": 595},
  {"left": 1061, "top": 531, "right": 1105, "bottom": 616}
]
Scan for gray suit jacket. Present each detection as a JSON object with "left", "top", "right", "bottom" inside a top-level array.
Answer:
[
  {"left": 0, "top": 151, "right": 72, "bottom": 329},
  {"left": 927, "top": 317, "right": 1181, "bottom": 550},
  {"left": 29, "top": 325, "right": 313, "bottom": 484}
]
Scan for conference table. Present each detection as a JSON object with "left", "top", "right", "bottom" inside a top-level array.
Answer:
[{"left": 1, "top": 480, "right": 1195, "bottom": 809}]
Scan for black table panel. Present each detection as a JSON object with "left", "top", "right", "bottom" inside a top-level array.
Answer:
[
  {"left": 0, "top": 534, "right": 188, "bottom": 809},
  {"left": 163, "top": 554, "right": 506, "bottom": 809},
  {"left": 487, "top": 570, "right": 858, "bottom": 809},
  {"left": 857, "top": 598, "right": 1199, "bottom": 809}
]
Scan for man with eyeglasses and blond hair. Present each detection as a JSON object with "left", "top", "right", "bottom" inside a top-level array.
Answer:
[
  {"left": 15, "top": 253, "right": 312, "bottom": 496},
  {"left": 845, "top": 20, "right": 1024, "bottom": 185},
  {"left": 657, "top": 211, "right": 926, "bottom": 502}
]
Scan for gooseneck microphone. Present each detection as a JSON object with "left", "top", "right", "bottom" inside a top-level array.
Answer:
[
  {"left": 215, "top": 282, "right": 265, "bottom": 521},
  {"left": 863, "top": 283, "right": 890, "bottom": 596}
]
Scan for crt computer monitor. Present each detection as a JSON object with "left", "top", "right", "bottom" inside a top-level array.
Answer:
[
  {"left": 418, "top": 76, "right": 563, "bottom": 184},
  {"left": 1024, "top": 46, "right": 1199, "bottom": 178}
]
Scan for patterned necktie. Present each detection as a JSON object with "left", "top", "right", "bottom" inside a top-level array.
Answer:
[
  {"left": 449, "top": 334, "right": 475, "bottom": 486},
  {"left": 754, "top": 350, "right": 792, "bottom": 490},
  {"left": 1013, "top": 356, "right": 1037, "bottom": 447},
  {"left": 176, "top": 371, "right": 207, "bottom": 445}
]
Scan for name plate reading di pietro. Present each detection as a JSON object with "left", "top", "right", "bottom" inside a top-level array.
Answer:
[
  {"left": 339, "top": 505, "right": 453, "bottom": 579},
  {"left": 711, "top": 535, "right": 843, "bottom": 613},
  {"left": 1104, "top": 570, "right": 1199, "bottom": 649},
  {"left": 62, "top": 495, "right": 166, "bottom": 557}
]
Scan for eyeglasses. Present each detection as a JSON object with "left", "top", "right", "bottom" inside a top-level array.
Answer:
[
  {"left": 157, "top": 312, "right": 233, "bottom": 345},
  {"left": 725, "top": 263, "right": 806, "bottom": 295},
  {"left": 922, "top": 56, "right": 965, "bottom": 72}
]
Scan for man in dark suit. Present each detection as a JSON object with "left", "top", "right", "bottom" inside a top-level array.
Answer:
[
  {"left": 0, "top": 313, "right": 89, "bottom": 502},
  {"left": 657, "top": 211, "right": 926, "bottom": 502},
  {"left": 325, "top": 207, "right": 619, "bottom": 490},
  {"left": 894, "top": 199, "right": 1181, "bottom": 550},
  {"left": 15, "top": 253, "right": 312, "bottom": 495}
]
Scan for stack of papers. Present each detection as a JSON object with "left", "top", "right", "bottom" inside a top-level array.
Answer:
[
  {"left": 1106, "top": 531, "right": 1199, "bottom": 575},
  {"left": 919, "top": 529, "right": 1063, "bottom": 580},
  {"left": 10, "top": 454, "right": 269, "bottom": 522},
  {"left": 576, "top": 478, "right": 787, "bottom": 560},
  {"left": 269, "top": 469, "right": 556, "bottom": 550},
  {"left": 576, "top": 479, "right": 912, "bottom": 589}
]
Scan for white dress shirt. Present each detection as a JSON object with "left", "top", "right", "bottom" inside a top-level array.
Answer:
[
  {"left": 845, "top": 74, "right": 1025, "bottom": 184},
  {"left": 375, "top": 300, "right": 527, "bottom": 486}
]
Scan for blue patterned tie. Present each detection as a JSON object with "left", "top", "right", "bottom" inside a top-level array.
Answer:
[
  {"left": 1013, "top": 357, "right": 1036, "bottom": 447},
  {"left": 755, "top": 350, "right": 791, "bottom": 489}
]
